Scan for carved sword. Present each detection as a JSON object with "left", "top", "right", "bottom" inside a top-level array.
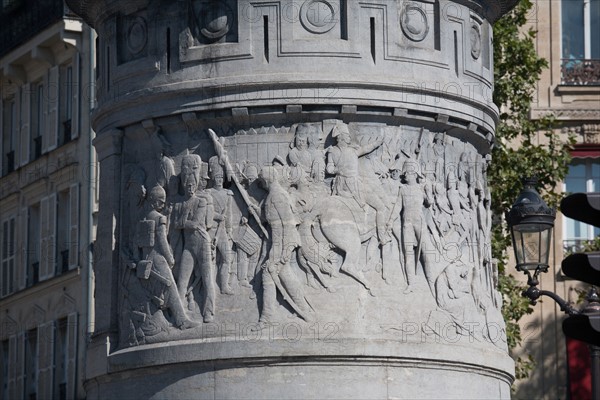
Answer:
[{"left": 207, "top": 128, "right": 269, "bottom": 239}]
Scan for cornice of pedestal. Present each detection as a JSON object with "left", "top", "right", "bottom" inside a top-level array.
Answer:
[
  {"left": 66, "top": 0, "right": 520, "bottom": 29},
  {"left": 92, "top": 128, "right": 123, "bottom": 161}
]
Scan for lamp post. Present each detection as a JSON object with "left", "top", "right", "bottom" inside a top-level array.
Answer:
[{"left": 506, "top": 178, "right": 600, "bottom": 400}]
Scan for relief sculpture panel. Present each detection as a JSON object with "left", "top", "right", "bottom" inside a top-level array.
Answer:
[{"left": 118, "top": 119, "right": 506, "bottom": 350}]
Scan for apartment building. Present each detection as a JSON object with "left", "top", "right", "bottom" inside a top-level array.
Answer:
[
  {"left": 0, "top": 1, "right": 96, "bottom": 399},
  {"left": 515, "top": 0, "right": 600, "bottom": 398}
]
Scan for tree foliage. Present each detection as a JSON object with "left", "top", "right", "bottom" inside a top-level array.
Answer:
[{"left": 490, "top": 0, "right": 576, "bottom": 380}]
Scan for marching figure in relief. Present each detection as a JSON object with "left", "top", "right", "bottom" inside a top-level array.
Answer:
[
  {"left": 259, "top": 166, "right": 314, "bottom": 324},
  {"left": 419, "top": 131, "right": 445, "bottom": 184},
  {"left": 307, "top": 124, "right": 326, "bottom": 184},
  {"left": 383, "top": 157, "right": 406, "bottom": 283},
  {"left": 288, "top": 124, "right": 315, "bottom": 177},
  {"left": 326, "top": 122, "right": 390, "bottom": 245},
  {"left": 234, "top": 162, "right": 265, "bottom": 288},
  {"left": 396, "top": 160, "right": 433, "bottom": 293},
  {"left": 143, "top": 125, "right": 177, "bottom": 199},
  {"left": 133, "top": 185, "right": 200, "bottom": 332},
  {"left": 170, "top": 154, "right": 217, "bottom": 323},
  {"left": 208, "top": 156, "right": 236, "bottom": 295}
]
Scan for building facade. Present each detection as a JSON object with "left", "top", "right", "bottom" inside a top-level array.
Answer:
[
  {"left": 514, "top": 0, "right": 600, "bottom": 398},
  {"left": 0, "top": 1, "right": 96, "bottom": 399}
]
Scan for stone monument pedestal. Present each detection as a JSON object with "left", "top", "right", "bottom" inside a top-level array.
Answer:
[
  {"left": 68, "top": 0, "right": 518, "bottom": 398},
  {"left": 87, "top": 340, "right": 512, "bottom": 399}
]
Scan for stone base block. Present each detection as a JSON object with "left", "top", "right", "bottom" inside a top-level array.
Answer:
[{"left": 85, "top": 339, "right": 513, "bottom": 399}]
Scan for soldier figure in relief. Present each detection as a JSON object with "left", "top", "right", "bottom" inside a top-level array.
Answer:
[
  {"left": 170, "top": 155, "right": 217, "bottom": 323},
  {"left": 258, "top": 166, "right": 314, "bottom": 324},
  {"left": 135, "top": 185, "right": 200, "bottom": 330},
  {"left": 235, "top": 162, "right": 265, "bottom": 288},
  {"left": 419, "top": 131, "right": 445, "bottom": 184},
  {"left": 396, "top": 161, "right": 433, "bottom": 293},
  {"left": 288, "top": 124, "right": 314, "bottom": 177},
  {"left": 326, "top": 122, "right": 390, "bottom": 245},
  {"left": 208, "top": 156, "right": 235, "bottom": 295}
]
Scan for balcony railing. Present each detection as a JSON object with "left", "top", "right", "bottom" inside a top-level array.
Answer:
[
  {"left": 563, "top": 239, "right": 589, "bottom": 255},
  {"left": 0, "top": 0, "right": 66, "bottom": 58},
  {"left": 561, "top": 58, "right": 600, "bottom": 85}
]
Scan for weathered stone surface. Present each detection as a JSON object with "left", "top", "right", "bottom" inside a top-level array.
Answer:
[{"left": 67, "top": 0, "right": 516, "bottom": 398}]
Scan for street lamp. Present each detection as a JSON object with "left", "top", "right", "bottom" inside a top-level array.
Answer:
[
  {"left": 507, "top": 178, "right": 600, "bottom": 400},
  {"left": 505, "top": 178, "right": 577, "bottom": 313}
]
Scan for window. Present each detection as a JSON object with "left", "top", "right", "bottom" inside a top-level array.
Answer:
[
  {"left": 1, "top": 216, "right": 16, "bottom": 297},
  {"left": 27, "top": 204, "right": 40, "bottom": 287},
  {"left": 561, "top": 0, "right": 600, "bottom": 84},
  {"left": 1, "top": 0, "right": 22, "bottom": 13},
  {"left": 55, "top": 318, "right": 68, "bottom": 400},
  {"left": 57, "top": 190, "right": 69, "bottom": 274},
  {"left": 24, "top": 328, "right": 37, "bottom": 400},
  {"left": 62, "top": 65, "right": 75, "bottom": 143},
  {"left": 31, "top": 82, "right": 44, "bottom": 160},
  {"left": 1, "top": 98, "right": 17, "bottom": 174},
  {"left": 1, "top": 340, "right": 8, "bottom": 400},
  {"left": 563, "top": 158, "right": 600, "bottom": 252}
]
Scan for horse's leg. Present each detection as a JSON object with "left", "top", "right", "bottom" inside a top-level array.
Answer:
[{"left": 321, "top": 221, "right": 374, "bottom": 295}]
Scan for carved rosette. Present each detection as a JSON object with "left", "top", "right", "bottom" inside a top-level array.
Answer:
[{"left": 400, "top": 2, "right": 429, "bottom": 42}]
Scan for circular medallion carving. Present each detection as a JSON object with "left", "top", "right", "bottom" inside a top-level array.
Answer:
[
  {"left": 400, "top": 4, "right": 429, "bottom": 42},
  {"left": 127, "top": 17, "right": 147, "bottom": 55},
  {"left": 198, "top": 1, "right": 233, "bottom": 40},
  {"left": 300, "top": 0, "right": 336, "bottom": 34},
  {"left": 470, "top": 23, "right": 482, "bottom": 60}
]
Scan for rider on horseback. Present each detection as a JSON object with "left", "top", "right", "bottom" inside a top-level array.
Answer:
[{"left": 326, "top": 122, "right": 390, "bottom": 246}]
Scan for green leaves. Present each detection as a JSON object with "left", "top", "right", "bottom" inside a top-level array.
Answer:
[{"left": 491, "top": 0, "right": 575, "bottom": 383}]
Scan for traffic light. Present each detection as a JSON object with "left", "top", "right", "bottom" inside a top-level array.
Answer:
[{"left": 560, "top": 192, "right": 600, "bottom": 346}]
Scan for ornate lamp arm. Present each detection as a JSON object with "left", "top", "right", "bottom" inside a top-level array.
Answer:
[{"left": 522, "top": 267, "right": 580, "bottom": 316}]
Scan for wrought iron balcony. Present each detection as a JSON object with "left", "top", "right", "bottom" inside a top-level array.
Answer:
[
  {"left": 561, "top": 59, "right": 600, "bottom": 85},
  {"left": 563, "top": 238, "right": 591, "bottom": 254},
  {"left": 0, "top": 0, "right": 67, "bottom": 58}
]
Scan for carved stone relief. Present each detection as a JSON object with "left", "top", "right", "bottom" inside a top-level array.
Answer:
[
  {"left": 191, "top": 0, "right": 237, "bottom": 44},
  {"left": 300, "top": 0, "right": 338, "bottom": 34},
  {"left": 400, "top": 2, "right": 429, "bottom": 42},
  {"left": 470, "top": 23, "right": 481, "bottom": 60},
  {"left": 118, "top": 119, "right": 505, "bottom": 350},
  {"left": 564, "top": 124, "right": 600, "bottom": 144},
  {"left": 117, "top": 14, "right": 148, "bottom": 64}
]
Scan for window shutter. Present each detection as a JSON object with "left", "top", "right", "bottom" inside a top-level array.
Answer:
[
  {"left": 40, "top": 196, "right": 49, "bottom": 281},
  {"left": 40, "top": 72, "right": 48, "bottom": 154},
  {"left": 18, "top": 207, "right": 28, "bottom": 290},
  {"left": 71, "top": 53, "right": 80, "bottom": 140},
  {"left": 69, "top": 184, "right": 79, "bottom": 269},
  {"left": 19, "top": 84, "right": 31, "bottom": 167},
  {"left": 37, "top": 321, "right": 55, "bottom": 400},
  {"left": 8, "top": 216, "right": 15, "bottom": 295},
  {"left": 47, "top": 193, "right": 57, "bottom": 278},
  {"left": 11, "top": 88, "right": 20, "bottom": 169},
  {"left": 15, "top": 332, "right": 25, "bottom": 399},
  {"left": 7, "top": 334, "right": 17, "bottom": 399},
  {"left": 47, "top": 66, "right": 59, "bottom": 152},
  {"left": 1, "top": 219, "right": 6, "bottom": 297},
  {"left": 66, "top": 312, "right": 78, "bottom": 400}
]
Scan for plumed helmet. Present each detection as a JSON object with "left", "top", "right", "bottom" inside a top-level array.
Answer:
[{"left": 209, "top": 155, "right": 224, "bottom": 178}]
